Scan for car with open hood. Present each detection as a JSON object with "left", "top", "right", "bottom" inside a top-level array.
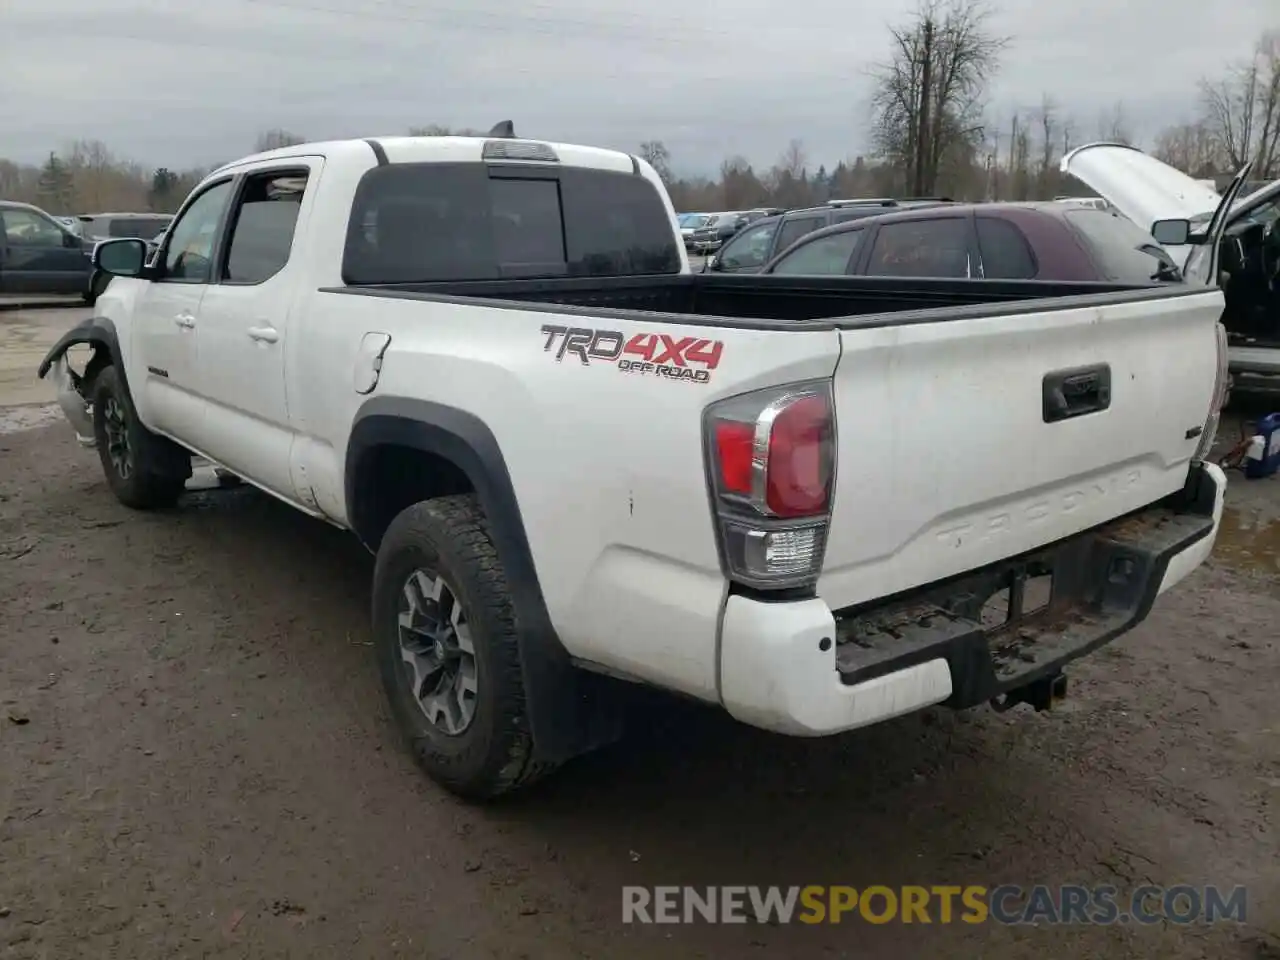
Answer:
[{"left": 1062, "top": 143, "right": 1280, "bottom": 396}]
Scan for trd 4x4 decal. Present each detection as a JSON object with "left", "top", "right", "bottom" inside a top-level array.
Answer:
[{"left": 539, "top": 325, "right": 723, "bottom": 384}]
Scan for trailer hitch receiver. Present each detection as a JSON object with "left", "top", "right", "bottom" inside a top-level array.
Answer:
[{"left": 990, "top": 672, "right": 1068, "bottom": 713}]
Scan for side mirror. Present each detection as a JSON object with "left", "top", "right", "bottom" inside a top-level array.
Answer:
[
  {"left": 1151, "top": 219, "right": 1191, "bottom": 246},
  {"left": 94, "top": 238, "right": 149, "bottom": 277}
]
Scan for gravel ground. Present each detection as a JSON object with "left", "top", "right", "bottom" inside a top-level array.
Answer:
[{"left": 0, "top": 308, "right": 1278, "bottom": 959}]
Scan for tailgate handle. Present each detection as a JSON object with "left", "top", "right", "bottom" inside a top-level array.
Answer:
[{"left": 1042, "top": 364, "right": 1111, "bottom": 423}]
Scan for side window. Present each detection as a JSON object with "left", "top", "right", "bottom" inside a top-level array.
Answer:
[
  {"left": 865, "top": 218, "right": 971, "bottom": 278},
  {"left": 3, "top": 209, "right": 67, "bottom": 248},
  {"left": 770, "top": 229, "right": 864, "bottom": 275},
  {"left": 222, "top": 171, "right": 309, "bottom": 284},
  {"left": 162, "top": 180, "right": 234, "bottom": 283},
  {"left": 718, "top": 221, "right": 778, "bottom": 269},
  {"left": 774, "top": 216, "right": 824, "bottom": 256},
  {"left": 976, "top": 217, "right": 1037, "bottom": 279}
]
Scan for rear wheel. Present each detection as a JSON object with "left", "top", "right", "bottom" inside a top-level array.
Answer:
[
  {"left": 91, "top": 366, "right": 188, "bottom": 509},
  {"left": 372, "top": 495, "right": 556, "bottom": 800}
]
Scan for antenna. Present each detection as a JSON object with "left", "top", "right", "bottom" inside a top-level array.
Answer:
[{"left": 488, "top": 120, "right": 516, "bottom": 139}]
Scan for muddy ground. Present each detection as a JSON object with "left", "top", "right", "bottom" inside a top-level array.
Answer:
[{"left": 1, "top": 307, "right": 1278, "bottom": 959}]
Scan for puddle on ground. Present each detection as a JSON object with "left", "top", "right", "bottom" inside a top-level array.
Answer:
[{"left": 1213, "top": 507, "right": 1280, "bottom": 575}]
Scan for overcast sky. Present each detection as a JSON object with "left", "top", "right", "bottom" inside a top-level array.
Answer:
[{"left": 1, "top": 0, "right": 1273, "bottom": 174}]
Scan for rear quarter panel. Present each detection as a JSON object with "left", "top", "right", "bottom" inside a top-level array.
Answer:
[{"left": 296, "top": 291, "right": 842, "bottom": 700}]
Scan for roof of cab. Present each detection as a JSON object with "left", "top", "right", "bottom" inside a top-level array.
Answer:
[{"left": 213, "top": 134, "right": 643, "bottom": 178}]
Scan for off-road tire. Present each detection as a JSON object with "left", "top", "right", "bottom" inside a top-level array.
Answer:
[
  {"left": 372, "top": 495, "right": 557, "bottom": 801},
  {"left": 91, "top": 366, "right": 188, "bottom": 509}
]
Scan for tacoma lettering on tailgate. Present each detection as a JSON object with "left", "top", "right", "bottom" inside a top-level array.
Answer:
[{"left": 539, "top": 325, "right": 723, "bottom": 384}]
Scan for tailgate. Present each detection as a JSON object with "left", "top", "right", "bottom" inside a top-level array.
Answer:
[{"left": 818, "top": 289, "right": 1223, "bottom": 610}]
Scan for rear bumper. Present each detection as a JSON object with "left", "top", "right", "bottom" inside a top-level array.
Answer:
[{"left": 718, "top": 461, "right": 1226, "bottom": 736}]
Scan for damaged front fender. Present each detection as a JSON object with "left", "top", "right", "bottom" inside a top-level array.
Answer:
[
  {"left": 36, "top": 316, "right": 120, "bottom": 380},
  {"left": 36, "top": 316, "right": 127, "bottom": 448},
  {"left": 51, "top": 354, "right": 96, "bottom": 447}
]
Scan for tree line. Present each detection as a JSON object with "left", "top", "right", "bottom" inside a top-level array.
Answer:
[{"left": 1, "top": 3, "right": 1275, "bottom": 218}]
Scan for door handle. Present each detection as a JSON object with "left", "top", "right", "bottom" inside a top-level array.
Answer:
[
  {"left": 1042, "top": 364, "right": 1112, "bottom": 422},
  {"left": 174, "top": 312, "right": 196, "bottom": 328},
  {"left": 247, "top": 326, "right": 279, "bottom": 344}
]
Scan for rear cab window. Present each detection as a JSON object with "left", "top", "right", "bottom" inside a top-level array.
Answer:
[
  {"left": 343, "top": 163, "right": 681, "bottom": 283},
  {"left": 1063, "top": 209, "right": 1182, "bottom": 283}
]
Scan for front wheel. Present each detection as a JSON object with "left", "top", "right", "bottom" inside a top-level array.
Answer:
[
  {"left": 372, "top": 495, "right": 556, "bottom": 800},
  {"left": 91, "top": 366, "right": 188, "bottom": 509}
]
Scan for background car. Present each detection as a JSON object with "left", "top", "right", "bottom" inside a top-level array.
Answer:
[
  {"left": 0, "top": 199, "right": 95, "bottom": 298},
  {"left": 78, "top": 212, "right": 173, "bottom": 244},
  {"left": 703, "top": 198, "right": 954, "bottom": 274},
  {"left": 677, "top": 212, "right": 712, "bottom": 249},
  {"left": 687, "top": 211, "right": 745, "bottom": 253},
  {"left": 757, "top": 201, "right": 1183, "bottom": 285}
]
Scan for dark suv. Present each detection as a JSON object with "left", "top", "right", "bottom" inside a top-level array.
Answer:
[
  {"left": 757, "top": 201, "right": 1183, "bottom": 284},
  {"left": 0, "top": 200, "right": 95, "bottom": 298},
  {"left": 704, "top": 198, "right": 953, "bottom": 274}
]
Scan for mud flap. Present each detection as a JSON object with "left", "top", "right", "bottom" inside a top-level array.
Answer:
[{"left": 51, "top": 355, "right": 96, "bottom": 447}]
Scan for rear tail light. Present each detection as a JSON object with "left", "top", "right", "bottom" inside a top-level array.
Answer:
[
  {"left": 704, "top": 381, "right": 835, "bottom": 590},
  {"left": 1195, "top": 321, "right": 1230, "bottom": 460}
]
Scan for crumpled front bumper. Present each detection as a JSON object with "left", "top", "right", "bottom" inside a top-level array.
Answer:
[{"left": 50, "top": 354, "right": 96, "bottom": 447}]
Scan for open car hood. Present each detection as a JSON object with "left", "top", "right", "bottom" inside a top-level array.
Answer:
[{"left": 1060, "top": 143, "right": 1223, "bottom": 234}]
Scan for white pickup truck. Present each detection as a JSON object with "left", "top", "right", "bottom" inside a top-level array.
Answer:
[{"left": 37, "top": 126, "right": 1239, "bottom": 800}]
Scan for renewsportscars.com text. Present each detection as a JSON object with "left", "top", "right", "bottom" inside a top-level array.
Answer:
[{"left": 622, "top": 884, "right": 1247, "bottom": 925}]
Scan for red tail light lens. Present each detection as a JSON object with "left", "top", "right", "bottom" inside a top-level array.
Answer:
[
  {"left": 704, "top": 382, "right": 836, "bottom": 590},
  {"left": 714, "top": 420, "right": 755, "bottom": 496},
  {"left": 765, "top": 394, "right": 833, "bottom": 517}
]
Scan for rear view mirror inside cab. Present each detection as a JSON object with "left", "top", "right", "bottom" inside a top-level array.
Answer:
[{"left": 1151, "top": 219, "right": 1191, "bottom": 246}]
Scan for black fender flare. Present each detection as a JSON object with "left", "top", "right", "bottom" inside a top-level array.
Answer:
[
  {"left": 36, "top": 316, "right": 131, "bottom": 398},
  {"left": 346, "top": 396, "right": 621, "bottom": 763}
]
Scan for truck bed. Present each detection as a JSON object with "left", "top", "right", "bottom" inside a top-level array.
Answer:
[{"left": 329, "top": 273, "right": 1170, "bottom": 327}]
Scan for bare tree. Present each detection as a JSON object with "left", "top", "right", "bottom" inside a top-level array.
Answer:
[
  {"left": 763, "top": 139, "right": 813, "bottom": 207},
  {"left": 778, "top": 139, "right": 807, "bottom": 179},
  {"left": 870, "top": 0, "right": 1008, "bottom": 196},
  {"left": 1095, "top": 101, "right": 1134, "bottom": 145},
  {"left": 638, "top": 140, "right": 673, "bottom": 182},
  {"left": 1200, "top": 31, "right": 1280, "bottom": 178},
  {"left": 1034, "top": 93, "right": 1060, "bottom": 195},
  {"left": 1152, "top": 119, "right": 1223, "bottom": 177},
  {"left": 254, "top": 129, "right": 307, "bottom": 152}
]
